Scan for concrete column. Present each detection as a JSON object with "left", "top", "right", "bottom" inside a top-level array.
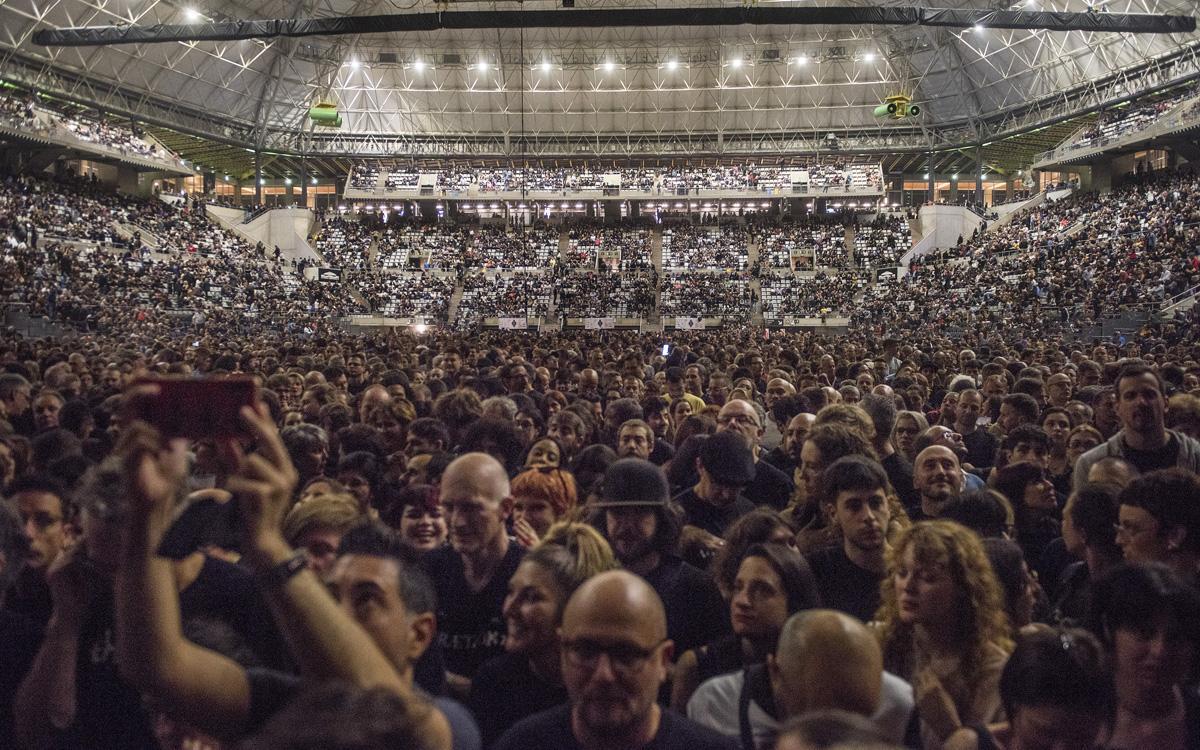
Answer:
[
  {"left": 927, "top": 154, "right": 935, "bottom": 203},
  {"left": 254, "top": 150, "right": 263, "bottom": 205},
  {"left": 1090, "top": 161, "right": 1112, "bottom": 193},
  {"left": 117, "top": 166, "right": 142, "bottom": 195}
]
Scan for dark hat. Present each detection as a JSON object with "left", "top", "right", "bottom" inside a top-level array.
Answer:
[
  {"left": 699, "top": 431, "right": 756, "bottom": 487},
  {"left": 592, "top": 458, "right": 670, "bottom": 508}
]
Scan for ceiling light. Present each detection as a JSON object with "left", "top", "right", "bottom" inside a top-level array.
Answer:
[
  {"left": 478, "top": 60, "right": 490, "bottom": 71},
  {"left": 413, "top": 59, "right": 426, "bottom": 72},
  {"left": 730, "top": 57, "right": 743, "bottom": 69},
  {"left": 184, "top": 7, "right": 201, "bottom": 21},
  {"left": 666, "top": 59, "right": 679, "bottom": 71},
  {"left": 973, "top": 23, "right": 985, "bottom": 32},
  {"left": 311, "top": 177, "right": 318, "bottom": 185},
  {"left": 794, "top": 55, "right": 808, "bottom": 65},
  {"left": 604, "top": 60, "right": 616, "bottom": 72},
  {"left": 863, "top": 52, "right": 876, "bottom": 63},
  {"left": 349, "top": 57, "right": 360, "bottom": 69},
  {"left": 541, "top": 60, "right": 552, "bottom": 73},
  {"left": 284, "top": 177, "right": 292, "bottom": 185}
]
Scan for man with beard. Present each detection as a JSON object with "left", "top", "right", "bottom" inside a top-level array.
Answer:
[
  {"left": 805, "top": 456, "right": 893, "bottom": 623},
  {"left": 587, "top": 460, "right": 728, "bottom": 656},
  {"left": 493, "top": 571, "right": 737, "bottom": 750},
  {"left": 1073, "top": 363, "right": 1200, "bottom": 489},
  {"left": 954, "top": 389, "right": 997, "bottom": 472},
  {"left": 910, "top": 445, "right": 965, "bottom": 522},
  {"left": 915, "top": 426, "right": 986, "bottom": 491}
]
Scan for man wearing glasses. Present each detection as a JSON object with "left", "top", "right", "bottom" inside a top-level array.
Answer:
[
  {"left": 493, "top": 570, "right": 737, "bottom": 750},
  {"left": 714, "top": 400, "right": 793, "bottom": 511}
]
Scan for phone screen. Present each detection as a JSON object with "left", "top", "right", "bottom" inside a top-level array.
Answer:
[
  {"left": 661, "top": 344, "right": 670, "bottom": 356},
  {"left": 132, "top": 376, "right": 256, "bottom": 439}
]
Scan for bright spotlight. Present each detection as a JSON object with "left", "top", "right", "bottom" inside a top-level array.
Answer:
[
  {"left": 478, "top": 60, "right": 490, "bottom": 72},
  {"left": 413, "top": 324, "right": 429, "bottom": 334},
  {"left": 184, "top": 7, "right": 201, "bottom": 21},
  {"left": 604, "top": 60, "right": 616, "bottom": 72},
  {"left": 730, "top": 57, "right": 743, "bottom": 69},
  {"left": 863, "top": 52, "right": 876, "bottom": 63},
  {"left": 349, "top": 58, "right": 361, "bottom": 70},
  {"left": 413, "top": 59, "right": 426, "bottom": 72},
  {"left": 973, "top": 23, "right": 984, "bottom": 32},
  {"left": 541, "top": 60, "right": 552, "bottom": 73},
  {"left": 666, "top": 59, "right": 679, "bottom": 71},
  {"left": 794, "top": 55, "right": 808, "bottom": 65}
]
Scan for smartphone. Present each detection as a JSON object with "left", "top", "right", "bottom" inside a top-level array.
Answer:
[
  {"left": 132, "top": 376, "right": 256, "bottom": 440},
  {"left": 661, "top": 343, "right": 671, "bottom": 356}
]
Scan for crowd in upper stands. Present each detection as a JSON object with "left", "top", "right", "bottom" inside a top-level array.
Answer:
[
  {"left": 854, "top": 214, "right": 912, "bottom": 269},
  {"left": 662, "top": 225, "right": 750, "bottom": 270},
  {"left": 1073, "top": 83, "right": 1200, "bottom": 152},
  {"left": 0, "top": 91, "right": 175, "bottom": 163}
]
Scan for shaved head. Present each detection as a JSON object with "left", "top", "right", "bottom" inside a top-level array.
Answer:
[
  {"left": 771, "top": 610, "right": 882, "bottom": 719},
  {"left": 441, "top": 452, "right": 510, "bottom": 506},
  {"left": 563, "top": 570, "right": 667, "bottom": 642}
]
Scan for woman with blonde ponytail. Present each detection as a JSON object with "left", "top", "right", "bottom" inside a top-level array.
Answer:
[{"left": 467, "top": 522, "right": 619, "bottom": 746}]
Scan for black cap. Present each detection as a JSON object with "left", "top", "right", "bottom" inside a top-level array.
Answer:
[
  {"left": 700, "top": 431, "right": 756, "bottom": 487},
  {"left": 593, "top": 458, "right": 670, "bottom": 508}
]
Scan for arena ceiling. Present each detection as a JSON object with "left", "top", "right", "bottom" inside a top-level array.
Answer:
[{"left": 1, "top": 0, "right": 1199, "bottom": 168}]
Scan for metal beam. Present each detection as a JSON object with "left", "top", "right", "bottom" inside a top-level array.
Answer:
[{"left": 33, "top": 7, "right": 1196, "bottom": 47}]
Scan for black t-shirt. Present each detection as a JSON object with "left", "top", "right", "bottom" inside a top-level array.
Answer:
[
  {"left": 0, "top": 609, "right": 41, "bottom": 749},
  {"left": 644, "top": 556, "right": 731, "bottom": 655},
  {"left": 423, "top": 543, "right": 526, "bottom": 678},
  {"left": 492, "top": 703, "right": 740, "bottom": 750},
  {"left": 469, "top": 651, "right": 568, "bottom": 748},
  {"left": 179, "top": 555, "right": 289, "bottom": 670},
  {"left": 1124, "top": 434, "right": 1181, "bottom": 475},
  {"left": 760, "top": 446, "right": 796, "bottom": 478},
  {"left": 745, "top": 459, "right": 794, "bottom": 511},
  {"left": 880, "top": 452, "right": 919, "bottom": 511},
  {"left": 649, "top": 438, "right": 676, "bottom": 467},
  {"left": 672, "top": 488, "right": 756, "bottom": 538},
  {"left": 805, "top": 545, "right": 884, "bottom": 623}
]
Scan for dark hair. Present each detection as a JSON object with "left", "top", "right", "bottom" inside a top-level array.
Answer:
[
  {"left": 711, "top": 509, "right": 794, "bottom": 594},
  {"left": 570, "top": 444, "right": 618, "bottom": 495},
  {"left": 666, "top": 434, "right": 706, "bottom": 492},
  {"left": 1086, "top": 563, "right": 1200, "bottom": 651},
  {"left": 859, "top": 393, "right": 897, "bottom": 442},
  {"left": 814, "top": 455, "right": 891, "bottom": 508},
  {"left": 7, "top": 474, "right": 72, "bottom": 520},
  {"left": 461, "top": 418, "right": 525, "bottom": 475},
  {"left": 740, "top": 543, "right": 822, "bottom": 615},
  {"left": 770, "top": 394, "right": 808, "bottom": 431},
  {"left": 1068, "top": 482, "right": 1121, "bottom": 556},
  {"left": 406, "top": 418, "right": 451, "bottom": 451},
  {"left": 804, "top": 423, "right": 877, "bottom": 466},
  {"left": 673, "top": 414, "right": 716, "bottom": 449},
  {"left": 336, "top": 523, "right": 436, "bottom": 616},
  {"left": 775, "top": 709, "right": 886, "bottom": 749},
  {"left": 999, "top": 628, "right": 1114, "bottom": 724},
  {"left": 993, "top": 461, "right": 1048, "bottom": 531},
  {"left": 1114, "top": 362, "right": 1164, "bottom": 396},
  {"left": 57, "top": 400, "right": 93, "bottom": 434},
  {"left": 0, "top": 502, "right": 27, "bottom": 592},
  {"left": 982, "top": 538, "right": 1028, "bottom": 627},
  {"left": 1001, "top": 393, "right": 1040, "bottom": 424},
  {"left": 586, "top": 498, "right": 685, "bottom": 558},
  {"left": 940, "top": 489, "right": 1013, "bottom": 538},
  {"left": 238, "top": 682, "right": 434, "bottom": 750},
  {"left": 1001, "top": 424, "right": 1050, "bottom": 455},
  {"left": 337, "top": 451, "right": 384, "bottom": 507},
  {"left": 1118, "top": 469, "right": 1200, "bottom": 556}
]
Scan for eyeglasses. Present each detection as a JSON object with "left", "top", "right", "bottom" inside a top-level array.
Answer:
[
  {"left": 717, "top": 414, "right": 760, "bottom": 428},
  {"left": 1114, "top": 521, "right": 1152, "bottom": 538},
  {"left": 20, "top": 511, "right": 63, "bottom": 531},
  {"left": 561, "top": 638, "right": 667, "bottom": 676}
]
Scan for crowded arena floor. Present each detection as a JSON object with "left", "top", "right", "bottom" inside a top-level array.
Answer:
[{"left": 4, "top": 1, "right": 1200, "bottom": 748}]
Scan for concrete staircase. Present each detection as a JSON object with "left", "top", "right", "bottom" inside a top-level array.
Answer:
[
  {"left": 447, "top": 283, "right": 466, "bottom": 325},
  {"left": 844, "top": 225, "right": 857, "bottom": 267}
]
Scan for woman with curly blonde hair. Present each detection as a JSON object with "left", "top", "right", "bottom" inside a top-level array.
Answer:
[{"left": 875, "top": 521, "right": 1013, "bottom": 749}]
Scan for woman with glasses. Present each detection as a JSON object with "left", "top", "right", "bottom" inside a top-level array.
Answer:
[
  {"left": 876, "top": 521, "right": 1013, "bottom": 749},
  {"left": 1114, "top": 469, "right": 1200, "bottom": 580},
  {"left": 468, "top": 522, "right": 618, "bottom": 747},
  {"left": 892, "top": 411, "right": 930, "bottom": 464},
  {"left": 670, "top": 543, "right": 820, "bottom": 712},
  {"left": 1065, "top": 424, "right": 1103, "bottom": 474},
  {"left": 1085, "top": 563, "right": 1200, "bottom": 750},
  {"left": 992, "top": 462, "right": 1061, "bottom": 570}
]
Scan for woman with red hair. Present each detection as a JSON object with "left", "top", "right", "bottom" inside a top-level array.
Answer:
[{"left": 510, "top": 467, "right": 578, "bottom": 547}]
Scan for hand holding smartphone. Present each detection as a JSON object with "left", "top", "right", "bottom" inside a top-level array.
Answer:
[{"left": 130, "top": 376, "right": 257, "bottom": 440}]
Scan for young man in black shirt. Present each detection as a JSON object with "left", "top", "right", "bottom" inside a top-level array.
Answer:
[
  {"left": 672, "top": 431, "right": 757, "bottom": 538},
  {"left": 805, "top": 456, "right": 893, "bottom": 623},
  {"left": 493, "top": 570, "right": 738, "bottom": 750}
]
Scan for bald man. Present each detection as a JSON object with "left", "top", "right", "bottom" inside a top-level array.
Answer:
[
  {"left": 494, "top": 571, "right": 737, "bottom": 750},
  {"left": 425, "top": 452, "right": 524, "bottom": 692},
  {"left": 686, "top": 610, "right": 914, "bottom": 748},
  {"left": 911, "top": 445, "right": 965, "bottom": 521}
]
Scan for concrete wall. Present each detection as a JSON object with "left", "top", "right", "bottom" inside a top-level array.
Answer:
[
  {"left": 205, "top": 205, "right": 319, "bottom": 265},
  {"left": 916, "top": 205, "right": 983, "bottom": 250}
]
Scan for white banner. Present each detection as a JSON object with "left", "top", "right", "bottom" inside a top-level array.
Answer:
[
  {"left": 498, "top": 317, "right": 528, "bottom": 330},
  {"left": 675, "top": 317, "right": 706, "bottom": 330},
  {"left": 584, "top": 317, "right": 616, "bottom": 330}
]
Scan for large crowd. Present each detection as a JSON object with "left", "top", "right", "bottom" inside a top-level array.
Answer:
[
  {"left": 0, "top": 92, "right": 175, "bottom": 164},
  {"left": 2, "top": 149, "right": 1200, "bottom": 750}
]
